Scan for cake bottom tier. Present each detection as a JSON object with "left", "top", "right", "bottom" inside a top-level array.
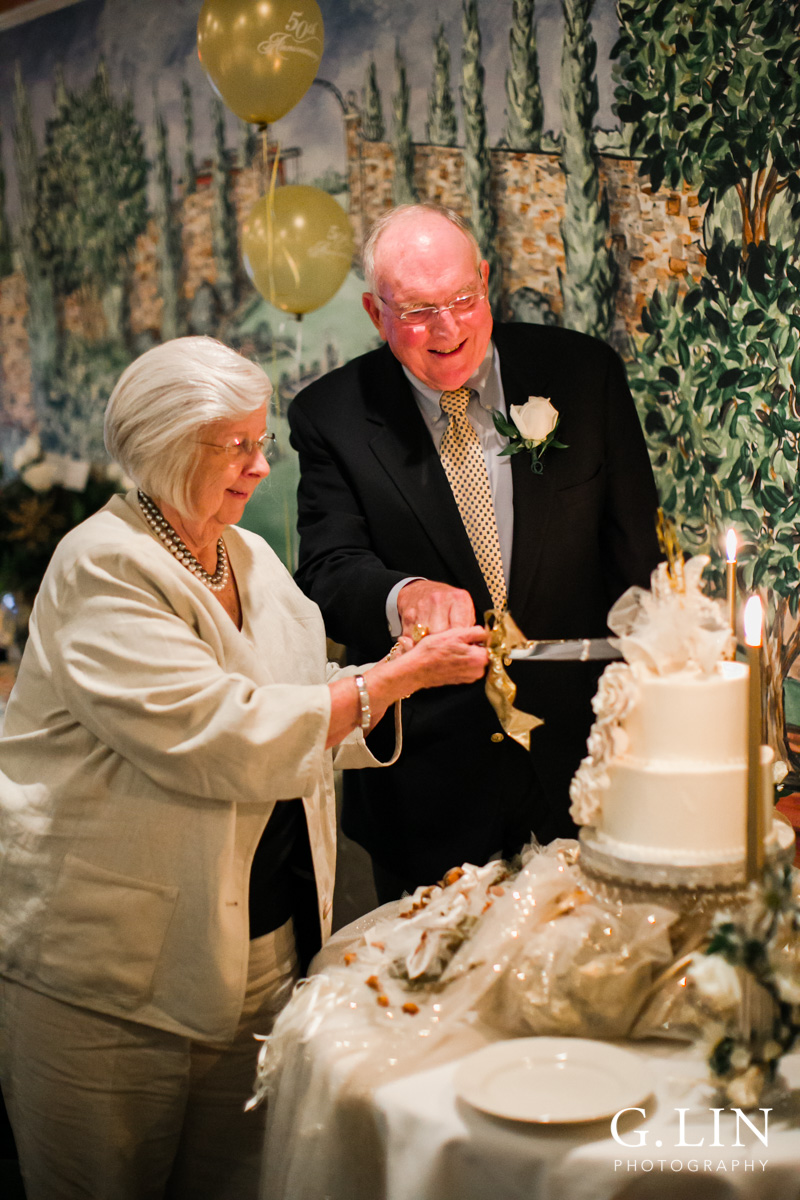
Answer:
[{"left": 596, "top": 750, "right": 774, "bottom": 863}]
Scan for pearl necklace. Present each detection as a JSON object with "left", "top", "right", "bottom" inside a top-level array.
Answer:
[{"left": 137, "top": 491, "right": 229, "bottom": 592}]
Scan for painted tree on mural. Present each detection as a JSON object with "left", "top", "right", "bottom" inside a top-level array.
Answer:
[
  {"left": 614, "top": 0, "right": 800, "bottom": 745},
  {"left": 154, "top": 98, "right": 184, "bottom": 341},
  {"left": 211, "top": 96, "right": 239, "bottom": 315},
  {"left": 13, "top": 66, "right": 57, "bottom": 422},
  {"left": 182, "top": 80, "right": 196, "bottom": 195},
  {"left": 0, "top": 123, "right": 12, "bottom": 277},
  {"left": 504, "top": 0, "right": 543, "bottom": 151},
  {"left": 559, "top": 0, "right": 617, "bottom": 341},
  {"left": 615, "top": 0, "right": 800, "bottom": 253},
  {"left": 392, "top": 43, "right": 417, "bottom": 205},
  {"left": 461, "top": 0, "right": 502, "bottom": 312},
  {"left": 426, "top": 23, "right": 458, "bottom": 147},
  {"left": 33, "top": 61, "right": 148, "bottom": 342},
  {"left": 362, "top": 60, "right": 385, "bottom": 142}
]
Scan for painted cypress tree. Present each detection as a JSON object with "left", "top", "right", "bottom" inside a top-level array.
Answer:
[
  {"left": 182, "top": 80, "right": 196, "bottom": 195},
  {"left": 362, "top": 60, "right": 385, "bottom": 142},
  {"left": 461, "top": 0, "right": 502, "bottom": 311},
  {"left": 53, "top": 63, "right": 68, "bottom": 116},
  {"left": 239, "top": 120, "right": 258, "bottom": 169},
  {"left": 33, "top": 61, "right": 148, "bottom": 345},
  {"left": 504, "top": 0, "right": 543, "bottom": 151},
  {"left": 154, "top": 96, "right": 183, "bottom": 340},
  {"left": 392, "top": 42, "right": 417, "bottom": 205},
  {"left": 211, "top": 96, "right": 239, "bottom": 314},
  {"left": 558, "top": 0, "right": 616, "bottom": 339},
  {"left": 426, "top": 23, "right": 458, "bottom": 147},
  {"left": 13, "top": 63, "right": 57, "bottom": 420},
  {"left": 0, "top": 123, "right": 13, "bottom": 277}
]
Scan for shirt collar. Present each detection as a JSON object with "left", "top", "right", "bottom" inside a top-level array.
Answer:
[{"left": 402, "top": 339, "right": 497, "bottom": 422}]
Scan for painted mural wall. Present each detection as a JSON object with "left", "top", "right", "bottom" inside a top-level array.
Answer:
[{"left": 0, "top": 0, "right": 798, "bottom": 677}]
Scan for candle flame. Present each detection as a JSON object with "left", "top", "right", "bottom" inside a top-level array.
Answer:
[
  {"left": 726, "top": 528, "right": 737, "bottom": 563},
  {"left": 744, "top": 595, "right": 762, "bottom": 647}
]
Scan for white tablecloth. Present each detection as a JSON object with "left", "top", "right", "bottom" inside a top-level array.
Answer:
[{"left": 260, "top": 1015, "right": 800, "bottom": 1200}]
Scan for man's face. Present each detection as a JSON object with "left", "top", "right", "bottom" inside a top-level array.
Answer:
[{"left": 362, "top": 214, "right": 493, "bottom": 392}]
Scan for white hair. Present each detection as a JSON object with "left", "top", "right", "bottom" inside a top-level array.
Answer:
[
  {"left": 104, "top": 336, "right": 272, "bottom": 516},
  {"left": 361, "top": 203, "right": 482, "bottom": 292}
]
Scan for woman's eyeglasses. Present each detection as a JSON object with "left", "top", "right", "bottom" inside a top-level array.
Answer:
[{"left": 198, "top": 434, "right": 276, "bottom": 461}]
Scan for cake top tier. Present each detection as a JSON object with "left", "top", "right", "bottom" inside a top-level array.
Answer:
[{"left": 608, "top": 554, "right": 733, "bottom": 676}]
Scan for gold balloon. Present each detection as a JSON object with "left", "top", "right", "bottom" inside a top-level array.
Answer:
[
  {"left": 197, "top": 0, "right": 324, "bottom": 125},
  {"left": 242, "top": 186, "right": 354, "bottom": 316}
]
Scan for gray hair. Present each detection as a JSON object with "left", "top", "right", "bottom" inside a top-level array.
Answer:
[
  {"left": 104, "top": 336, "right": 272, "bottom": 516},
  {"left": 362, "top": 203, "right": 482, "bottom": 292}
]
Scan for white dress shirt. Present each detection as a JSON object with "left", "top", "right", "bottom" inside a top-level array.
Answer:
[{"left": 386, "top": 339, "right": 514, "bottom": 634}]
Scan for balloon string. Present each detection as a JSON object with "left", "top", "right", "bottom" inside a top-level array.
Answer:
[{"left": 295, "top": 319, "right": 303, "bottom": 381}]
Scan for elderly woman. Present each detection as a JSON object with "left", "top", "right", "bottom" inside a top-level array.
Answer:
[{"left": 0, "top": 336, "right": 488, "bottom": 1200}]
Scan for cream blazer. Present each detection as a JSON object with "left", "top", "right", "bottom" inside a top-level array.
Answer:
[{"left": 0, "top": 491, "right": 397, "bottom": 1043}]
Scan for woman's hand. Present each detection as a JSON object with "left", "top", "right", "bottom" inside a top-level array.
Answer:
[
  {"left": 325, "top": 626, "right": 488, "bottom": 748},
  {"left": 391, "top": 626, "right": 488, "bottom": 691}
]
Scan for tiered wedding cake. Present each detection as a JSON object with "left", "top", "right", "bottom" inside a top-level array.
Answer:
[{"left": 569, "top": 555, "right": 778, "bottom": 871}]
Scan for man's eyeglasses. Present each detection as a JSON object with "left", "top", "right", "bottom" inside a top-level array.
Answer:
[
  {"left": 198, "top": 434, "right": 276, "bottom": 461},
  {"left": 376, "top": 284, "right": 486, "bottom": 328}
]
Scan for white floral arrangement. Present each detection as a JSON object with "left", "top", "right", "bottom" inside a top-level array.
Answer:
[
  {"left": 687, "top": 865, "right": 800, "bottom": 1107},
  {"left": 492, "top": 396, "right": 567, "bottom": 474}
]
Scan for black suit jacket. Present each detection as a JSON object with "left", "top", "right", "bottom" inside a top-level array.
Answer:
[{"left": 289, "top": 323, "right": 660, "bottom": 885}]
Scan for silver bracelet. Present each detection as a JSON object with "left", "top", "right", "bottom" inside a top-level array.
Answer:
[{"left": 354, "top": 674, "right": 371, "bottom": 732}]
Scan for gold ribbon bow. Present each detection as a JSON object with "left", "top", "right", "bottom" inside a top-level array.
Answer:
[{"left": 484, "top": 609, "right": 543, "bottom": 750}]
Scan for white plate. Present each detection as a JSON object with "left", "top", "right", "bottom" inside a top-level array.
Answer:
[{"left": 453, "top": 1037, "right": 651, "bottom": 1124}]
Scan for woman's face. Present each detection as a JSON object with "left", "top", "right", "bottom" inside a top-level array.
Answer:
[{"left": 188, "top": 404, "right": 270, "bottom": 530}]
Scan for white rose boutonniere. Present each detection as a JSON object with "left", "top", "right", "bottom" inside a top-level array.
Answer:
[{"left": 492, "top": 396, "right": 567, "bottom": 473}]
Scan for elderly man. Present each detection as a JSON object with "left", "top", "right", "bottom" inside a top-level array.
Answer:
[{"left": 289, "top": 203, "right": 660, "bottom": 901}]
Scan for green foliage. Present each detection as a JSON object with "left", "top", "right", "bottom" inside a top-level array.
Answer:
[
  {"left": 559, "top": 0, "right": 617, "bottom": 339},
  {"left": 504, "top": 0, "right": 543, "bottom": 151},
  {"left": 0, "top": 472, "right": 118, "bottom": 602},
  {"left": 630, "top": 239, "right": 800, "bottom": 610},
  {"left": 426, "top": 23, "right": 458, "bottom": 147},
  {"left": 461, "top": 0, "right": 502, "bottom": 313},
  {"left": 613, "top": 0, "right": 800, "bottom": 245},
  {"left": 43, "top": 334, "right": 131, "bottom": 461},
  {"left": 699, "top": 865, "right": 800, "bottom": 1095},
  {"left": 311, "top": 168, "right": 348, "bottom": 195},
  {"left": 32, "top": 62, "right": 148, "bottom": 294},
  {"left": 392, "top": 43, "right": 417, "bottom": 205},
  {"left": 362, "top": 60, "right": 385, "bottom": 142}
]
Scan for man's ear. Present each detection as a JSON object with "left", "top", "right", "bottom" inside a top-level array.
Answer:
[{"left": 362, "top": 292, "right": 388, "bottom": 341}]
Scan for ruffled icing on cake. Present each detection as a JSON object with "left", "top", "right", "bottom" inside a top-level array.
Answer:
[
  {"left": 569, "top": 663, "right": 640, "bottom": 825},
  {"left": 569, "top": 555, "right": 732, "bottom": 826}
]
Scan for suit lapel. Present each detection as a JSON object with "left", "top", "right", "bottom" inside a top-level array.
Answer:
[
  {"left": 494, "top": 327, "right": 557, "bottom": 618},
  {"left": 363, "top": 347, "right": 491, "bottom": 605}
]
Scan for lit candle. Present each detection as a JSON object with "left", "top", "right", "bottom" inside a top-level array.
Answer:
[
  {"left": 743, "top": 595, "right": 764, "bottom": 881},
  {"left": 726, "top": 529, "right": 737, "bottom": 641}
]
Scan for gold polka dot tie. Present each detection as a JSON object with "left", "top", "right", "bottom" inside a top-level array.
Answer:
[{"left": 439, "top": 386, "right": 507, "bottom": 611}]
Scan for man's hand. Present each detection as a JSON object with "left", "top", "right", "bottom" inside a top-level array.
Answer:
[{"left": 396, "top": 579, "right": 476, "bottom": 637}]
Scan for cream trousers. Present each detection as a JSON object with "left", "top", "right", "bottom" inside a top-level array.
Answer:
[{"left": 0, "top": 919, "right": 298, "bottom": 1200}]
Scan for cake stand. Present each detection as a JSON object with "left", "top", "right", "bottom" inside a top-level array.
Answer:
[{"left": 576, "top": 816, "right": 796, "bottom": 937}]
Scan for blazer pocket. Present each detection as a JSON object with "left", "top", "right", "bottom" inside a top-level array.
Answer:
[
  {"left": 555, "top": 463, "right": 605, "bottom": 508},
  {"left": 37, "top": 854, "right": 179, "bottom": 1010}
]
